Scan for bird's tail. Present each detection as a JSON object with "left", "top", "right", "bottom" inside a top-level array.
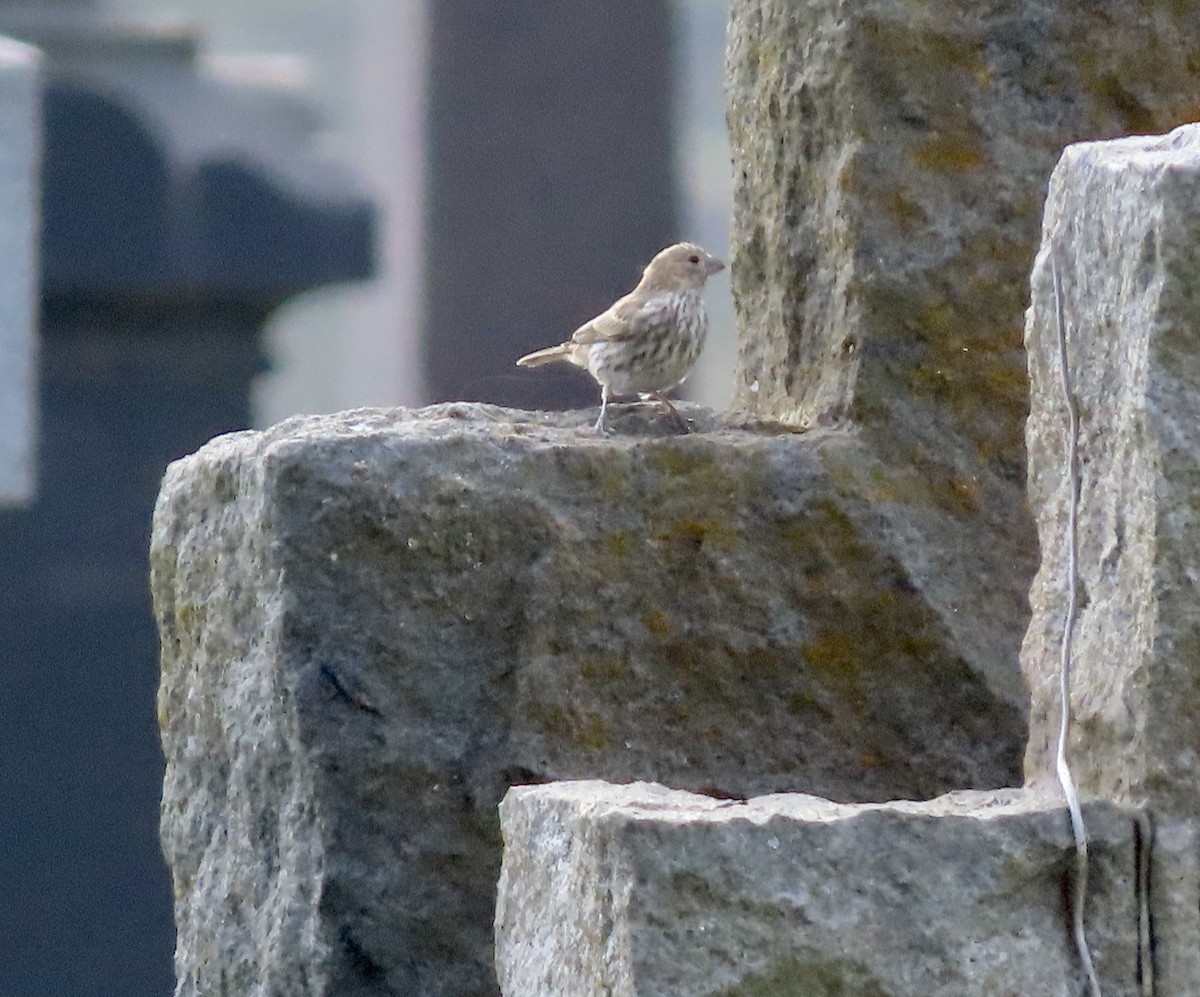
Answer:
[{"left": 516, "top": 343, "right": 574, "bottom": 368}]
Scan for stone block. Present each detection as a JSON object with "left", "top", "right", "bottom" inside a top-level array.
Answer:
[
  {"left": 726, "top": 0, "right": 1200, "bottom": 713},
  {"left": 495, "top": 780, "right": 1141, "bottom": 997},
  {"left": 1147, "top": 817, "right": 1200, "bottom": 996},
  {"left": 152, "top": 404, "right": 1024, "bottom": 995},
  {"left": 1022, "top": 125, "right": 1200, "bottom": 819},
  {"left": 0, "top": 36, "right": 38, "bottom": 506}
]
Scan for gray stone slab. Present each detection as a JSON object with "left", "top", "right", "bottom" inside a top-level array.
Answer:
[
  {"left": 1022, "top": 124, "right": 1200, "bottom": 820},
  {"left": 0, "top": 36, "right": 38, "bottom": 506},
  {"left": 726, "top": 0, "right": 1200, "bottom": 713},
  {"left": 152, "top": 404, "right": 1024, "bottom": 995},
  {"left": 495, "top": 780, "right": 1141, "bottom": 997},
  {"left": 1147, "top": 817, "right": 1200, "bottom": 996}
]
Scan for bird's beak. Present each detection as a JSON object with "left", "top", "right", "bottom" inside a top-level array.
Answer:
[{"left": 706, "top": 256, "right": 726, "bottom": 275}]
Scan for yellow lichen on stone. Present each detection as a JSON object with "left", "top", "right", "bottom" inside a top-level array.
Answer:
[
  {"left": 175, "top": 600, "right": 207, "bottom": 639},
  {"left": 909, "top": 131, "right": 985, "bottom": 172},
  {"left": 643, "top": 609, "right": 673, "bottom": 638},
  {"left": 539, "top": 704, "right": 615, "bottom": 753}
]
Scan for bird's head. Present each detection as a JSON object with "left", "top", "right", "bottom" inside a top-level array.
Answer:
[{"left": 641, "top": 242, "right": 725, "bottom": 291}]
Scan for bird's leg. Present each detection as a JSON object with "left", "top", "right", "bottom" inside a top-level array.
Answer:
[
  {"left": 594, "top": 384, "right": 611, "bottom": 435},
  {"left": 650, "top": 391, "right": 690, "bottom": 433}
]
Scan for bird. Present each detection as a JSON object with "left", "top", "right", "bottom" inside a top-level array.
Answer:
[{"left": 516, "top": 242, "right": 725, "bottom": 433}]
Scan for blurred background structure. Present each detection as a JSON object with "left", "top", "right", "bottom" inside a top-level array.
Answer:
[
  {"left": 0, "top": 0, "right": 733, "bottom": 994},
  {"left": 117, "top": 0, "right": 736, "bottom": 420},
  {"left": 0, "top": 37, "right": 36, "bottom": 508}
]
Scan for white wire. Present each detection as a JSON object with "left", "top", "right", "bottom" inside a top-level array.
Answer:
[{"left": 1052, "top": 248, "right": 1101, "bottom": 997}]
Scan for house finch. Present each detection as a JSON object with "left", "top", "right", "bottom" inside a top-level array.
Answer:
[{"left": 516, "top": 242, "right": 725, "bottom": 433}]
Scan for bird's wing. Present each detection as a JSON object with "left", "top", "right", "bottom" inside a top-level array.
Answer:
[{"left": 571, "top": 292, "right": 673, "bottom": 345}]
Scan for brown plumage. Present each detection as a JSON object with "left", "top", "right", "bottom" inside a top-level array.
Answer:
[{"left": 517, "top": 242, "right": 725, "bottom": 433}]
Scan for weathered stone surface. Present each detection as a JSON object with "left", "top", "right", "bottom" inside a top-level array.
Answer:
[
  {"left": 1021, "top": 125, "right": 1200, "bottom": 820},
  {"left": 153, "top": 404, "right": 1024, "bottom": 995},
  {"left": 1148, "top": 817, "right": 1200, "bottom": 995},
  {"left": 727, "top": 0, "right": 1200, "bottom": 710},
  {"left": 155, "top": 429, "right": 326, "bottom": 997},
  {"left": 495, "top": 780, "right": 1141, "bottom": 997},
  {"left": 0, "top": 36, "right": 37, "bottom": 506}
]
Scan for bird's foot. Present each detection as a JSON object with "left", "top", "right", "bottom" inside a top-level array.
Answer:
[{"left": 650, "top": 392, "right": 691, "bottom": 434}]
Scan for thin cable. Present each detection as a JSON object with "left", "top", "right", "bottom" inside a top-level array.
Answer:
[{"left": 1052, "top": 249, "right": 1101, "bottom": 997}]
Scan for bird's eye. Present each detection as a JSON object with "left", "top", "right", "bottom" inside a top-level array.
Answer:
[{"left": 688, "top": 255, "right": 700, "bottom": 264}]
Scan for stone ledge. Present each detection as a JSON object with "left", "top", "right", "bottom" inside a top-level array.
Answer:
[
  {"left": 152, "top": 403, "right": 1024, "bottom": 995},
  {"left": 495, "top": 780, "right": 1141, "bottom": 997}
]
